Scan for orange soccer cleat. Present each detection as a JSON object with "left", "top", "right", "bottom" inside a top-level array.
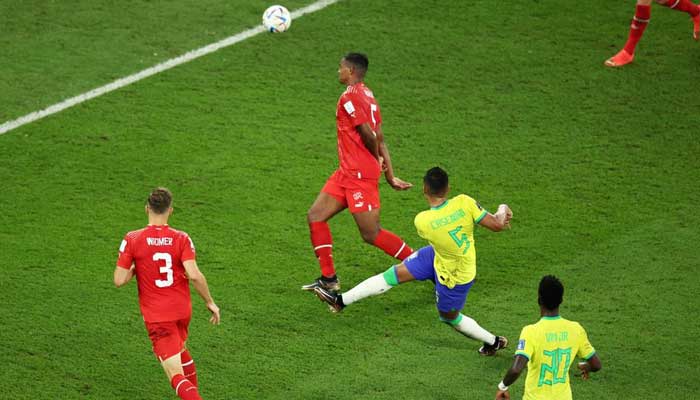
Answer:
[{"left": 605, "top": 49, "right": 634, "bottom": 67}]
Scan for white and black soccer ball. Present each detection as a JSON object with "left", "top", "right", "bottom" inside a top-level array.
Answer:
[{"left": 262, "top": 5, "right": 292, "bottom": 33}]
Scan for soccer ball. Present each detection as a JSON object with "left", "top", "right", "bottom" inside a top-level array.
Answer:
[{"left": 262, "top": 5, "right": 292, "bottom": 33}]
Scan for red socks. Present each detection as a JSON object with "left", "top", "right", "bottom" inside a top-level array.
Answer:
[
  {"left": 310, "top": 222, "right": 412, "bottom": 277},
  {"left": 309, "top": 221, "right": 335, "bottom": 278},
  {"left": 664, "top": 0, "right": 700, "bottom": 16},
  {"left": 624, "top": 5, "right": 651, "bottom": 55},
  {"left": 373, "top": 229, "right": 413, "bottom": 260},
  {"left": 181, "top": 350, "right": 197, "bottom": 387},
  {"left": 171, "top": 374, "right": 202, "bottom": 400}
]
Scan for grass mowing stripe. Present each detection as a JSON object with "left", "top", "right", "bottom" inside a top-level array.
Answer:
[{"left": 0, "top": 0, "right": 342, "bottom": 136}]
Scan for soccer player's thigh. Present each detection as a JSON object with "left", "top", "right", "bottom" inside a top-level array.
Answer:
[
  {"left": 309, "top": 171, "right": 347, "bottom": 222},
  {"left": 436, "top": 281, "right": 473, "bottom": 320},
  {"left": 400, "top": 246, "right": 436, "bottom": 283},
  {"left": 156, "top": 318, "right": 191, "bottom": 378},
  {"left": 347, "top": 178, "right": 382, "bottom": 239},
  {"left": 146, "top": 321, "right": 186, "bottom": 376}
]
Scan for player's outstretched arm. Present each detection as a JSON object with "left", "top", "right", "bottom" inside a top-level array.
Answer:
[
  {"left": 577, "top": 354, "right": 602, "bottom": 380},
  {"left": 479, "top": 204, "right": 513, "bottom": 232},
  {"left": 495, "top": 354, "right": 528, "bottom": 399},
  {"left": 375, "top": 125, "right": 412, "bottom": 191},
  {"left": 113, "top": 264, "right": 135, "bottom": 288},
  {"left": 183, "top": 260, "right": 221, "bottom": 325}
]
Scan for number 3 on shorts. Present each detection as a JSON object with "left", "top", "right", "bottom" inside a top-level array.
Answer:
[
  {"left": 448, "top": 226, "right": 470, "bottom": 254},
  {"left": 153, "top": 252, "right": 174, "bottom": 288}
]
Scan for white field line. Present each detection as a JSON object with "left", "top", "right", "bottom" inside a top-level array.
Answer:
[{"left": 0, "top": 0, "right": 341, "bottom": 136}]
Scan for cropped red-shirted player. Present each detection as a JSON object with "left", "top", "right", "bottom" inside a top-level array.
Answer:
[
  {"left": 605, "top": 0, "right": 700, "bottom": 67},
  {"left": 114, "top": 188, "right": 220, "bottom": 400},
  {"left": 303, "top": 53, "right": 414, "bottom": 292}
]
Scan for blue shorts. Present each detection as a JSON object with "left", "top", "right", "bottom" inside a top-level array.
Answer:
[{"left": 403, "top": 246, "right": 474, "bottom": 313}]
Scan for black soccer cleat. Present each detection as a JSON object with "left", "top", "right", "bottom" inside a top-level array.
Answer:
[
  {"left": 313, "top": 287, "right": 345, "bottom": 313},
  {"left": 301, "top": 275, "right": 340, "bottom": 292},
  {"left": 478, "top": 336, "right": 508, "bottom": 356}
]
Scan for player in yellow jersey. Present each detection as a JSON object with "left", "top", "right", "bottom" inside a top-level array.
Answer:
[
  {"left": 495, "top": 275, "right": 602, "bottom": 400},
  {"left": 314, "top": 167, "right": 513, "bottom": 355}
]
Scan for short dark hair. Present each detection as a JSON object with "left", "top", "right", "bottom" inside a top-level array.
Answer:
[
  {"left": 538, "top": 275, "right": 564, "bottom": 310},
  {"left": 343, "top": 52, "right": 369, "bottom": 76},
  {"left": 147, "top": 187, "right": 172, "bottom": 214},
  {"left": 423, "top": 167, "right": 449, "bottom": 196}
]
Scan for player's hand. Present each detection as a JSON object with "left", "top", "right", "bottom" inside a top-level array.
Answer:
[
  {"left": 388, "top": 176, "right": 412, "bottom": 191},
  {"left": 207, "top": 302, "right": 221, "bottom": 325},
  {"left": 499, "top": 204, "right": 513, "bottom": 228},
  {"left": 577, "top": 362, "right": 590, "bottom": 380},
  {"left": 495, "top": 389, "right": 510, "bottom": 400}
]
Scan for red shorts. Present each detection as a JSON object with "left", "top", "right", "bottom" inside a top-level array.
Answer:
[
  {"left": 322, "top": 170, "right": 380, "bottom": 213},
  {"left": 145, "top": 317, "right": 191, "bottom": 361}
]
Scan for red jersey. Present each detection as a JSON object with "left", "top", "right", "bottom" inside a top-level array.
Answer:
[
  {"left": 117, "top": 225, "right": 195, "bottom": 323},
  {"left": 335, "top": 82, "right": 382, "bottom": 180}
]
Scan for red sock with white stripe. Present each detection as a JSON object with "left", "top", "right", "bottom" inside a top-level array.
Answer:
[
  {"left": 309, "top": 221, "right": 335, "bottom": 278},
  {"left": 372, "top": 229, "right": 413, "bottom": 260},
  {"left": 181, "top": 350, "right": 197, "bottom": 387},
  {"left": 663, "top": 0, "right": 700, "bottom": 16},
  {"left": 170, "top": 374, "right": 202, "bottom": 400},
  {"left": 624, "top": 4, "right": 651, "bottom": 55}
]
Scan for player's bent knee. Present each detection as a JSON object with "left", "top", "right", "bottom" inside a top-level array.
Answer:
[
  {"left": 359, "top": 228, "right": 379, "bottom": 243},
  {"left": 439, "top": 313, "right": 463, "bottom": 327},
  {"left": 307, "top": 208, "right": 321, "bottom": 223},
  {"left": 382, "top": 266, "right": 400, "bottom": 286},
  {"left": 161, "top": 355, "right": 185, "bottom": 379}
]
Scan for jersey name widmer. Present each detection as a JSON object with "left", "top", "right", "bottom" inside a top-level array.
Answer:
[{"left": 146, "top": 237, "right": 173, "bottom": 246}]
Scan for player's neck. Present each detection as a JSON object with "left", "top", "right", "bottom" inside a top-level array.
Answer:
[
  {"left": 346, "top": 77, "right": 363, "bottom": 86},
  {"left": 147, "top": 216, "right": 169, "bottom": 226},
  {"left": 540, "top": 308, "right": 560, "bottom": 318},
  {"left": 428, "top": 197, "right": 447, "bottom": 208}
]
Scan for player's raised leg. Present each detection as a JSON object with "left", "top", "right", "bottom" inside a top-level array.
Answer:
[
  {"left": 670, "top": 0, "right": 700, "bottom": 40},
  {"left": 606, "top": 0, "right": 653, "bottom": 67},
  {"left": 435, "top": 284, "right": 508, "bottom": 357},
  {"left": 162, "top": 353, "right": 202, "bottom": 400},
  {"left": 314, "top": 262, "right": 416, "bottom": 312},
  {"left": 304, "top": 187, "right": 346, "bottom": 291},
  {"left": 180, "top": 349, "right": 197, "bottom": 387},
  {"left": 352, "top": 208, "right": 413, "bottom": 261},
  {"left": 659, "top": 0, "right": 700, "bottom": 39},
  {"left": 148, "top": 319, "right": 203, "bottom": 399},
  {"left": 440, "top": 310, "right": 508, "bottom": 356}
]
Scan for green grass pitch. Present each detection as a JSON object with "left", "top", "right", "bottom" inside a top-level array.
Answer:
[{"left": 1, "top": 0, "right": 699, "bottom": 398}]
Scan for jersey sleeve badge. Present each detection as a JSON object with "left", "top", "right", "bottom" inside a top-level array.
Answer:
[{"left": 343, "top": 100, "right": 356, "bottom": 117}]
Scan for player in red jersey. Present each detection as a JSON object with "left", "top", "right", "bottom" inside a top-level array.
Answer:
[
  {"left": 303, "top": 52, "right": 414, "bottom": 292},
  {"left": 114, "top": 188, "right": 220, "bottom": 400},
  {"left": 605, "top": 0, "right": 700, "bottom": 67}
]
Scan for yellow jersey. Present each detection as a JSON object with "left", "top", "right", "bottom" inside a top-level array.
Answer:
[
  {"left": 413, "top": 194, "right": 487, "bottom": 288},
  {"left": 514, "top": 316, "right": 597, "bottom": 400}
]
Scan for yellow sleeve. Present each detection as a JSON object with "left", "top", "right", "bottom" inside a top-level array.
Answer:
[
  {"left": 514, "top": 326, "right": 535, "bottom": 360},
  {"left": 576, "top": 323, "right": 596, "bottom": 360},
  {"left": 460, "top": 195, "right": 487, "bottom": 224}
]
